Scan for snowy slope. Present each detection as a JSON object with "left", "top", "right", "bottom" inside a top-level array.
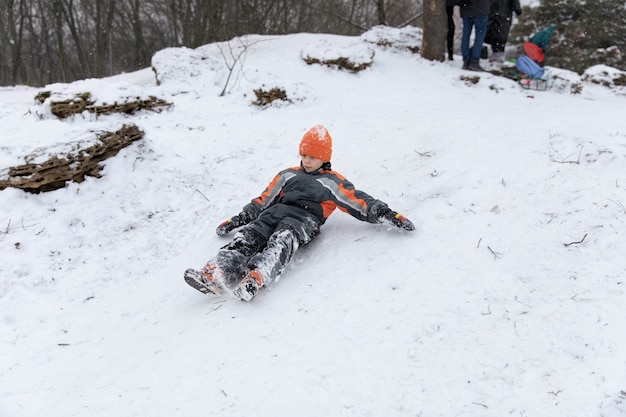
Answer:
[{"left": 1, "top": 28, "right": 625, "bottom": 417}]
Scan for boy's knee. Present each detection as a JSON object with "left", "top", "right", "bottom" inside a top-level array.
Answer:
[
  {"left": 277, "top": 219, "right": 320, "bottom": 245},
  {"left": 224, "top": 227, "right": 266, "bottom": 256}
]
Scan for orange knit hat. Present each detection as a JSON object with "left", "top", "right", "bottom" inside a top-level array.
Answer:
[{"left": 299, "top": 125, "right": 333, "bottom": 162}]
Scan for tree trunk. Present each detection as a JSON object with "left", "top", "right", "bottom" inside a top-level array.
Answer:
[
  {"left": 7, "top": 0, "right": 28, "bottom": 84},
  {"left": 421, "top": 0, "right": 446, "bottom": 62},
  {"left": 53, "top": 0, "right": 68, "bottom": 83},
  {"left": 131, "top": 0, "right": 147, "bottom": 69},
  {"left": 376, "top": 0, "right": 387, "bottom": 25},
  {"left": 93, "top": 0, "right": 116, "bottom": 77},
  {"left": 61, "top": 0, "right": 89, "bottom": 80}
]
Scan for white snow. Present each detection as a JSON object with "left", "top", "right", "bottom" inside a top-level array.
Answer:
[{"left": 1, "top": 28, "right": 625, "bottom": 417}]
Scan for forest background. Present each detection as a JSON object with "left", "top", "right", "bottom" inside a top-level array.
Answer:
[{"left": 1, "top": 0, "right": 625, "bottom": 87}]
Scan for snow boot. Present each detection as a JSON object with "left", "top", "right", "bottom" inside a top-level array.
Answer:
[
  {"left": 467, "top": 61, "right": 485, "bottom": 72},
  {"left": 481, "top": 46, "right": 489, "bottom": 60},
  {"left": 184, "top": 264, "right": 224, "bottom": 295},
  {"left": 234, "top": 270, "right": 264, "bottom": 302}
]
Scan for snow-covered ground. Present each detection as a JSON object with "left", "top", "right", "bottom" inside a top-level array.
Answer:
[{"left": 1, "top": 27, "right": 625, "bottom": 417}]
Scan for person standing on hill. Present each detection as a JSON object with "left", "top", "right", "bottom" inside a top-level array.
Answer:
[
  {"left": 459, "top": 0, "right": 490, "bottom": 71},
  {"left": 485, "top": 0, "right": 523, "bottom": 62},
  {"left": 184, "top": 125, "right": 415, "bottom": 302},
  {"left": 446, "top": 0, "right": 457, "bottom": 61}
]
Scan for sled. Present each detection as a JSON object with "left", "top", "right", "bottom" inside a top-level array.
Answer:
[
  {"left": 502, "top": 62, "right": 549, "bottom": 91},
  {"left": 518, "top": 77, "right": 549, "bottom": 91}
]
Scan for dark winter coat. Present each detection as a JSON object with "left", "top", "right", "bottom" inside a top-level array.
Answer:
[
  {"left": 484, "top": 0, "right": 522, "bottom": 49},
  {"left": 446, "top": 0, "right": 457, "bottom": 7},
  {"left": 459, "top": 0, "right": 490, "bottom": 17},
  {"left": 242, "top": 164, "right": 388, "bottom": 243}
]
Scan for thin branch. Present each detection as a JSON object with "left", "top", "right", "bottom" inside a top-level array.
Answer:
[
  {"left": 195, "top": 188, "right": 210, "bottom": 202},
  {"left": 549, "top": 145, "right": 583, "bottom": 164},
  {"left": 414, "top": 149, "right": 431, "bottom": 157},
  {"left": 216, "top": 37, "right": 260, "bottom": 97},
  {"left": 399, "top": 12, "right": 423, "bottom": 28},
  {"left": 302, "top": 4, "right": 367, "bottom": 32},
  {"left": 487, "top": 246, "right": 501, "bottom": 259},
  {"left": 607, "top": 198, "right": 626, "bottom": 214},
  {"left": 563, "top": 233, "right": 588, "bottom": 247}
]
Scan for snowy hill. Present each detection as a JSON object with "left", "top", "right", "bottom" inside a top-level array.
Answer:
[{"left": 1, "top": 27, "right": 625, "bottom": 417}]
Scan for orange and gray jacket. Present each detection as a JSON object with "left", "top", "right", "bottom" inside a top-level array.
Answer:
[{"left": 242, "top": 164, "right": 388, "bottom": 239}]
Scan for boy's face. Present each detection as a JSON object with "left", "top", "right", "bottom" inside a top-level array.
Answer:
[{"left": 300, "top": 154, "right": 325, "bottom": 172}]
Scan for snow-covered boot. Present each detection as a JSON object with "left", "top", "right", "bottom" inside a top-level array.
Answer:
[
  {"left": 234, "top": 270, "right": 264, "bottom": 302},
  {"left": 184, "top": 264, "right": 224, "bottom": 295}
]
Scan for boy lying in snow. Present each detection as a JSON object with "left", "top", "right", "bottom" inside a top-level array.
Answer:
[{"left": 184, "top": 125, "right": 414, "bottom": 301}]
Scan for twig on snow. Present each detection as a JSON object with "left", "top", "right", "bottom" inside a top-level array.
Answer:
[
  {"left": 607, "top": 198, "right": 626, "bottom": 214},
  {"left": 549, "top": 145, "right": 583, "bottom": 164},
  {"left": 195, "top": 189, "right": 210, "bottom": 202},
  {"left": 487, "top": 246, "right": 501, "bottom": 259},
  {"left": 563, "top": 233, "right": 588, "bottom": 247}
]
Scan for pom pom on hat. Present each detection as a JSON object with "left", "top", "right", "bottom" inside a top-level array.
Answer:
[{"left": 299, "top": 125, "right": 333, "bottom": 162}]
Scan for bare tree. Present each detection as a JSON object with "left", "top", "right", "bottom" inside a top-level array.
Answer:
[
  {"left": 216, "top": 36, "right": 260, "bottom": 96},
  {"left": 52, "top": 0, "right": 69, "bottom": 82},
  {"left": 6, "top": 0, "right": 28, "bottom": 84},
  {"left": 376, "top": 0, "right": 387, "bottom": 25},
  {"left": 61, "top": 0, "right": 90, "bottom": 81},
  {"left": 92, "top": 0, "right": 116, "bottom": 77}
]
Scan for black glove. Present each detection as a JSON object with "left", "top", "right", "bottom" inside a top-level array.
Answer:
[
  {"left": 216, "top": 211, "right": 254, "bottom": 236},
  {"left": 379, "top": 208, "right": 415, "bottom": 231}
]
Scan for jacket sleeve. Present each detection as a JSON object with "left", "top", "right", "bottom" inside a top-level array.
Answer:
[
  {"left": 319, "top": 172, "right": 388, "bottom": 223},
  {"left": 241, "top": 169, "right": 296, "bottom": 219}
]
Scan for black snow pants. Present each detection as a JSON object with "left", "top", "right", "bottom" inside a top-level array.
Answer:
[{"left": 213, "top": 204, "right": 321, "bottom": 287}]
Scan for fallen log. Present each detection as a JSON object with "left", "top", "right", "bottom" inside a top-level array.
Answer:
[{"left": 0, "top": 124, "right": 144, "bottom": 193}]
